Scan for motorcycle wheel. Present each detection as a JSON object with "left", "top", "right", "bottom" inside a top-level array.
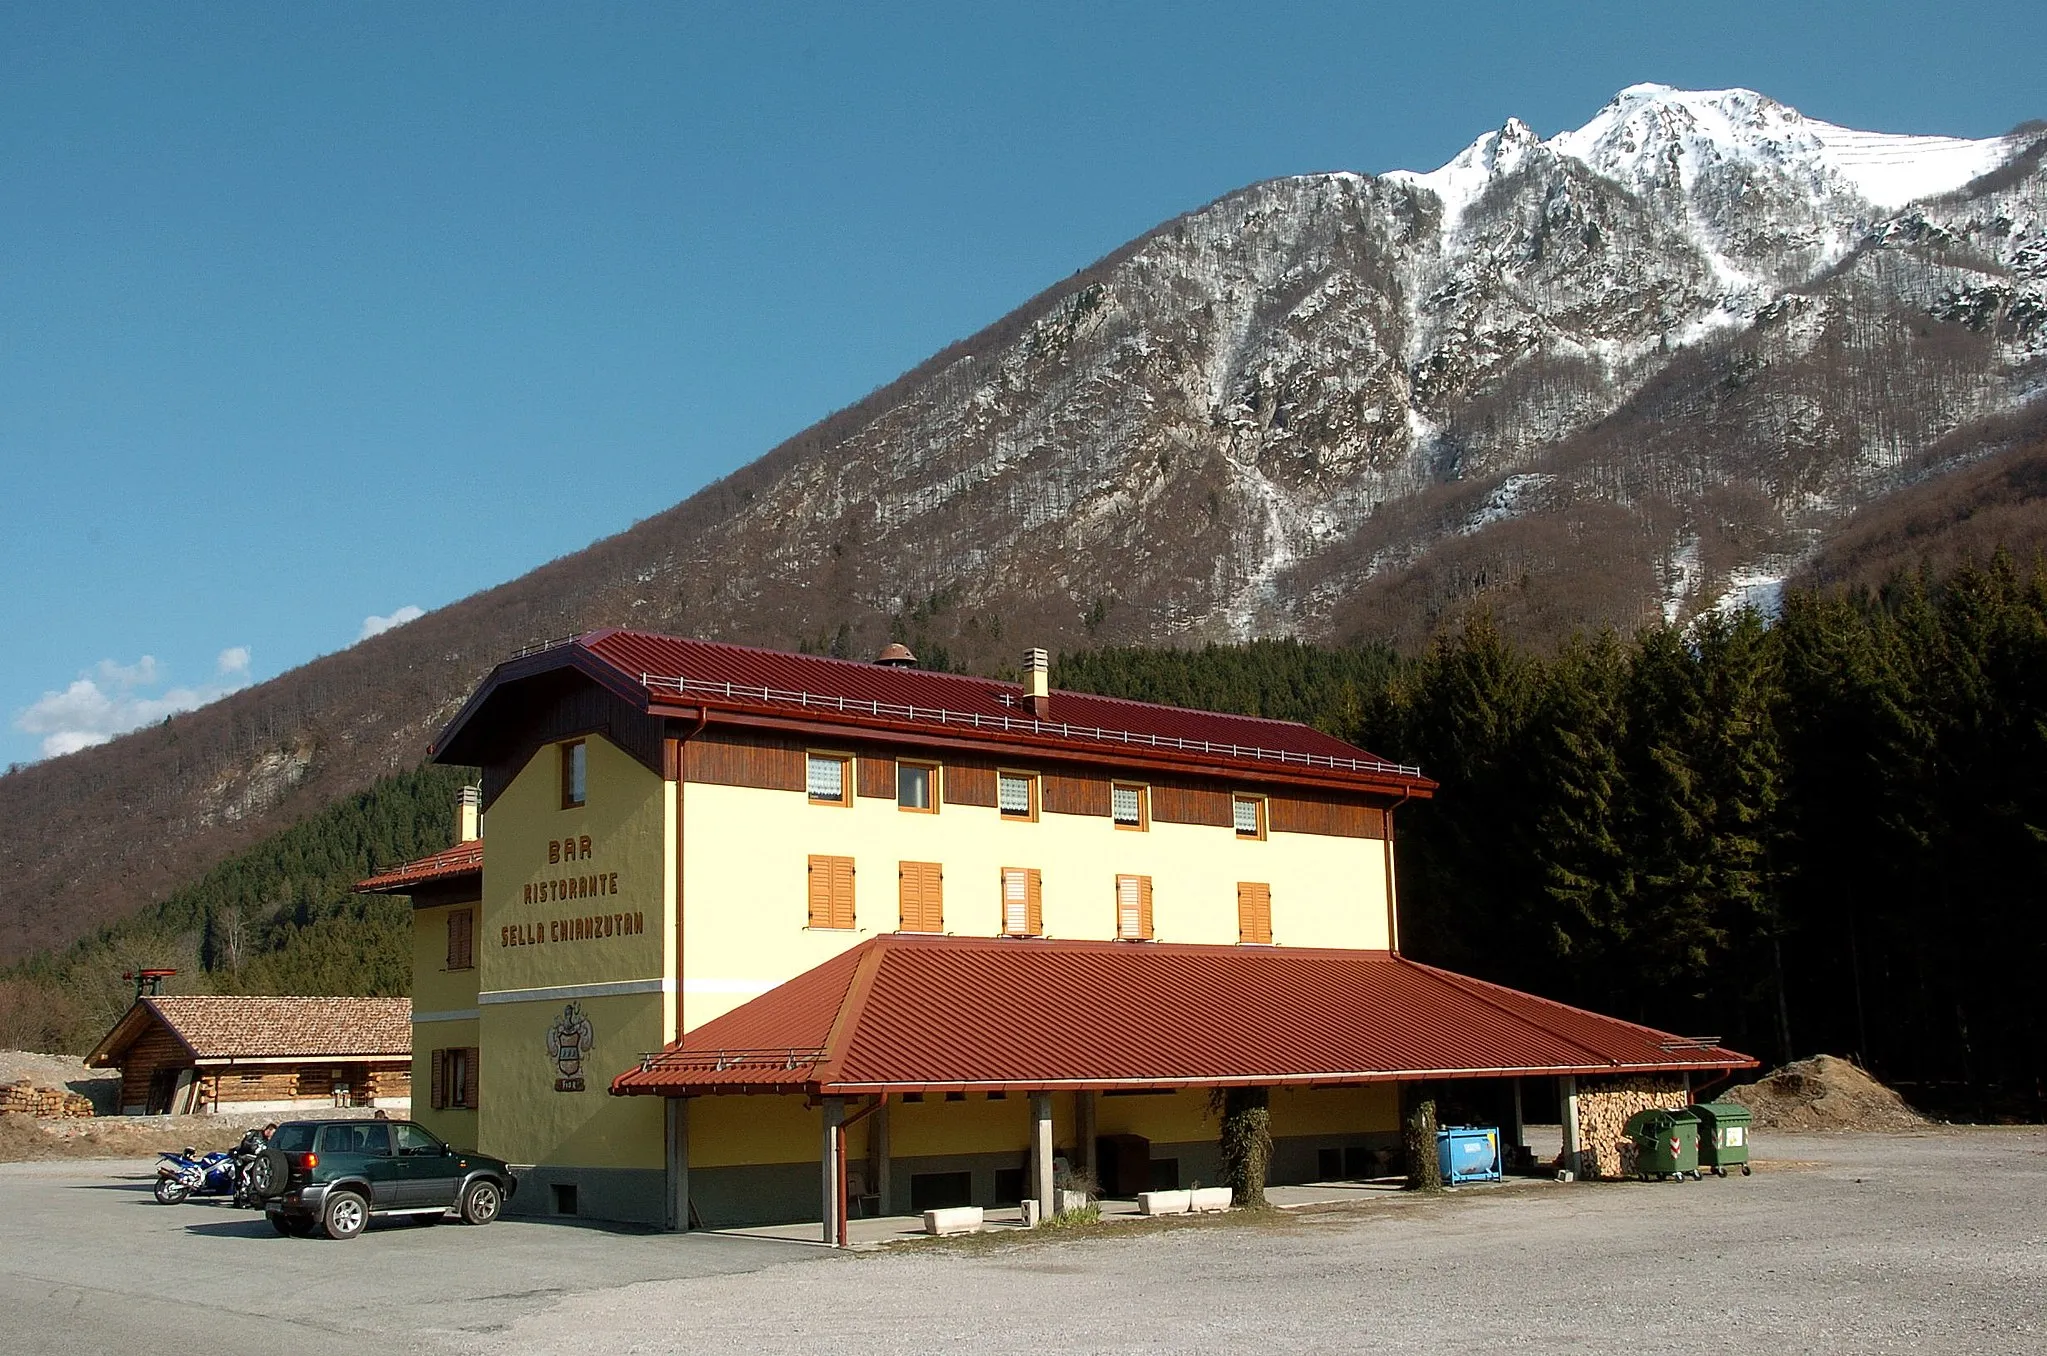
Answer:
[{"left": 154, "top": 1177, "right": 190, "bottom": 1205}]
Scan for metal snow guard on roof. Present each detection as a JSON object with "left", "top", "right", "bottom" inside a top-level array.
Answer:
[{"left": 637, "top": 671, "right": 1422, "bottom": 778}]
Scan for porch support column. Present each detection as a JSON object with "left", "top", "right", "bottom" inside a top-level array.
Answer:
[
  {"left": 664, "top": 1096, "right": 691, "bottom": 1232},
  {"left": 1558, "top": 1076, "right": 1581, "bottom": 1179},
  {"left": 1030, "top": 1091, "right": 1056, "bottom": 1223},
  {"left": 1074, "top": 1090, "right": 1097, "bottom": 1179},
  {"left": 871, "top": 1098, "right": 892, "bottom": 1216},
  {"left": 821, "top": 1097, "right": 845, "bottom": 1245},
  {"left": 1509, "top": 1079, "right": 1526, "bottom": 1153}
]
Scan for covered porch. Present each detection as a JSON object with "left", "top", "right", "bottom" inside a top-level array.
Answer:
[{"left": 613, "top": 934, "right": 1754, "bottom": 1243}]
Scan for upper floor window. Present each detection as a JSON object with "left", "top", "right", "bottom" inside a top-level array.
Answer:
[
  {"left": 807, "top": 753, "right": 852, "bottom": 807},
  {"left": 1115, "top": 874, "right": 1154, "bottom": 940},
  {"left": 998, "top": 771, "right": 1038, "bottom": 821},
  {"left": 898, "top": 761, "right": 938, "bottom": 813},
  {"left": 445, "top": 908, "right": 475, "bottom": 971},
  {"left": 1001, "top": 867, "right": 1043, "bottom": 936},
  {"left": 1233, "top": 796, "right": 1267, "bottom": 839},
  {"left": 560, "top": 741, "right": 587, "bottom": 809},
  {"left": 1111, "top": 782, "right": 1148, "bottom": 830}
]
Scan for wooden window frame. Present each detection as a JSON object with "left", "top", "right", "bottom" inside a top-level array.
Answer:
[
  {"left": 560, "top": 740, "right": 587, "bottom": 809},
  {"left": 1111, "top": 781, "right": 1150, "bottom": 831},
  {"left": 1233, "top": 795, "right": 1268, "bottom": 841},
  {"left": 897, "top": 760, "right": 941, "bottom": 814},
  {"left": 1000, "top": 866, "right": 1043, "bottom": 937},
  {"left": 997, "top": 770, "right": 1040, "bottom": 822},
  {"left": 806, "top": 751, "right": 853, "bottom": 808},
  {"left": 1115, "top": 873, "right": 1154, "bottom": 941},
  {"left": 434, "top": 1047, "right": 478, "bottom": 1110},
  {"left": 445, "top": 907, "right": 475, "bottom": 972},
  {"left": 807, "top": 854, "right": 857, "bottom": 930},
  {"left": 1237, "top": 881, "right": 1273, "bottom": 946}
]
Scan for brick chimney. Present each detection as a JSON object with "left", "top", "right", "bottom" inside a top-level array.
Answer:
[
  {"left": 1023, "top": 648, "right": 1051, "bottom": 720},
  {"left": 458, "top": 785, "right": 482, "bottom": 843}
]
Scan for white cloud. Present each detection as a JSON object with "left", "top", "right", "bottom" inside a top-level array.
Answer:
[
  {"left": 14, "top": 651, "right": 255, "bottom": 760},
  {"left": 358, "top": 605, "right": 425, "bottom": 641}
]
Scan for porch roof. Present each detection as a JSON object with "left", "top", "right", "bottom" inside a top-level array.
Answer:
[{"left": 611, "top": 936, "right": 1754, "bottom": 1097}]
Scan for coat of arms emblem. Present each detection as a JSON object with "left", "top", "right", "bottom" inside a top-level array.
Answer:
[{"left": 547, "top": 1002, "right": 594, "bottom": 1092}]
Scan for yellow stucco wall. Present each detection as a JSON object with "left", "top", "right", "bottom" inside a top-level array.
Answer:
[
  {"left": 473, "top": 734, "right": 677, "bottom": 1169},
  {"left": 1271, "top": 1083, "right": 1400, "bottom": 1136},
  {"left": 680, "top": 776, "right": 1390, "bottom": 1030},
  {"left": 410, "top": 900, "right": 482, "bottom": 1148},
  {"left": 409, "top": 1018, "right": 478, "bottom": 1149}
]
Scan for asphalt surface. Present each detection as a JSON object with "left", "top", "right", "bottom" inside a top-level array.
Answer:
[{"left": 1, "top": 1128, "right": 2041, "bottom": 1354}]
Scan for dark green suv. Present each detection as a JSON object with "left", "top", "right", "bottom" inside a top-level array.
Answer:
[{"left": 246, "top": 1118, "right": 517, "bottom": 1240}]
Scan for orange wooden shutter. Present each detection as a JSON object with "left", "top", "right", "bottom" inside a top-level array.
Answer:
[
  {"left": 809, "top": 855, "right": 856, "bottom": 929},
  {"left": 1027, "top": 868, "right": 1043, "bottom": 936},
  {"left": 900, "top": 861, "right": 943, "bottom": 932},
  {"left": 1002, "top": 868, "right": 1028, "bottom": 935},
  {"left": 1238, "top": 882, "right": 1272, "bottom": 945},
  {"left": 1117, "top": 875, "right": 1152, "bottom": 940},
  {"left": 430, "top": 1049, "right": 447, "bottom": 1110}
]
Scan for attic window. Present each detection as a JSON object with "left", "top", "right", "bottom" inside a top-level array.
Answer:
[
  {"left": 561, "top": 741, "right": 587, "bottom": 809},
  {"left": 1233, "top": 796, "right": 1266, "bottom": 839},
  {"left": 897, "top": 761, "right": 938, "bottom": 813},
  {"left": 998, "top": 771, "right": 1038, "bottom": 820},
  {"left": 807, "top": 753, "right": 851, "bottom": 807},
  {"left": 1111, "top": 783, "right": 1148, "bottom": 830}
]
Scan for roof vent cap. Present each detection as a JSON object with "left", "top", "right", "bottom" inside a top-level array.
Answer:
[{"left": 876, "top": 643, "right": 918, "bottom": 668}]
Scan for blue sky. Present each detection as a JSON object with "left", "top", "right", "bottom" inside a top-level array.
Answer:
[{"left": 5, "top": 1, "right": 2043, "bottom": 767}]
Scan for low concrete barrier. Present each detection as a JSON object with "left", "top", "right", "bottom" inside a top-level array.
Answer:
[
  {"left": 923, "top": 1206, "right": 984, "bottom": 1236},
  {"left": 1138, "top": 1189, "right": 1193, "bottom": 1216},
  {"left": 1190, "top": 1187, "right": 1233, "bottom": 1213}
]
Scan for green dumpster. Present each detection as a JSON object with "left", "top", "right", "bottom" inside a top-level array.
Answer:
[
  {"left": 1623, "top": 1107, "right": 1702, "bottom": 1181},
  {"left": 1689, "top": 1102, "right": 1753, "bottom": 1177}
]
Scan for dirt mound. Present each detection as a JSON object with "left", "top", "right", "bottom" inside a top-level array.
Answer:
[{"left": 1725, "top": 1055, "right": 1928, "bottom": 1132}]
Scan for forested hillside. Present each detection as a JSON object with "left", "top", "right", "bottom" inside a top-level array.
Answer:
[
  {"left": 9, "top": 557, "right": 2042, "bottom": 1115},
  {"left": 0, "top": 765, "right": 471, "bottom": 1053}
]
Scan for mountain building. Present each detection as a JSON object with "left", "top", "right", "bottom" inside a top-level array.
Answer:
[{"left": 361, "top": 631, "right": 1752, "bottom": 1234}]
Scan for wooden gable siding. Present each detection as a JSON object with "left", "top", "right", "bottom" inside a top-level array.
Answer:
[
  {"left": 1042, "top": 771, "right": 1112, "bottom": 817},
  {"left": 1150, "top": 783, "right": 1233, "bottom": 827},
  {"left": 1269, "top": 793, "right": 1386, "bottom": 840},
  {"left": 943, "top": 761, "right": 997, "bottom": 808},
  {"left": 684, "top": 729, "right": 805, "bottom": 791},
  {"left": 479, "top": 670, "right": 667, "bottom": 810},
  {"left": 857, "top": 754, "right": 896, "bottom": 800}
]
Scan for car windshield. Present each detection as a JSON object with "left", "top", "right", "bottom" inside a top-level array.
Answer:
[{"left": 272, "top": 1124, "right": 316, "bottom": 1153}]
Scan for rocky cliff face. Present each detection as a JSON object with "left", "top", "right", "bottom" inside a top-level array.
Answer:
[{"left": 4, "top": 85, "right": 2044, "bottom": 960}]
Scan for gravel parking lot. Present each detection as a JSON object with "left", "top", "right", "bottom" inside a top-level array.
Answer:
[{"left": 1, "top": 1128, "right": 2041, "bottom": 1355}]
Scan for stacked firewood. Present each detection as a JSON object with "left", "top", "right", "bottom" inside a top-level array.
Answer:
[
  {"left": 1575, "top": 1075, "right": 1687, "bottom": 1179},
  {"left": 0, "top": 1079, "right": 96, "bottom": 1118}
]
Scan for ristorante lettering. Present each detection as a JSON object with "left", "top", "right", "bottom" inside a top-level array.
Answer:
[{"left": 523, "top": 873, "right": 620, "bottom": 905}]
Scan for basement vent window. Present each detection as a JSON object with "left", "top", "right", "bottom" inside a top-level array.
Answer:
[{"left": 552, "top": 1183, "right": 579, "bottom": 1216}]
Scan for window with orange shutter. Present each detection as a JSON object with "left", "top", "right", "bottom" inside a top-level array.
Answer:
[
  {"left": 1237, "top": 882, "right": 1273, "bottom": 945},
  {"left": 1001, "top": 867, "right": 1042, "bottom": 936},
  {"left": 1115, "top": 874, "right": 1153, "bottom": 940},
  {"left": 807, "top": 855, "right": 857, "bottom": 930},
  {"left": 899, "top": 861, "right": 944, "bottom": 933},
  {"left": 445, "top": 908, "right": 474, "bottom": 970}
]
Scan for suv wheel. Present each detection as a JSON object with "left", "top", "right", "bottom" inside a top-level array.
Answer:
[
  {"left": 322, "top": 1190, "right": 369, "bottom": 1240},
  {"left": 246, "top": 1149, "right": 289, "bottom": 1201},
  {"left": 459, "top": 1179, "right": 502, "bottom": 1226}
]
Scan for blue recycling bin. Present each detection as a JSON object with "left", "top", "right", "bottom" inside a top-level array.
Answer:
[{"left": 1436, "top": 1126, "right": 1503, "bottom": 1184}]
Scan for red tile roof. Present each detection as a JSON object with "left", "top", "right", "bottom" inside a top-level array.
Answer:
[
  {"left": 354, "top": 839, "right": 483, "bottom": 893},
  {"left": 88, "top": 996, "right": 412, "bottom": 1067},
  {"left": 611, "top": 936, "right": 1753, "bottom": 1097},
  {"left": 436, "top": 630, "right": 1432, "bottom": 795}
]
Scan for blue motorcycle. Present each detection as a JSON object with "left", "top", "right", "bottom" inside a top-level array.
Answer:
[{"left": 153, "top": 1147, "right": 242, "bottom": 1204}]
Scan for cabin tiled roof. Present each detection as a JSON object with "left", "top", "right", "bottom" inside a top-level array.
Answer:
[
  {"left": 354, "top": 839, "right": 483, "bottom": 893},
  {"left": 435, "top": 630, "right": 1434, "bottom": 796},
  {"left": 611, "top": 935, "right": 1754, "bottom": 1097},
  {"left": 87, "top": 996, "right": 412, "bottom": 1067}
]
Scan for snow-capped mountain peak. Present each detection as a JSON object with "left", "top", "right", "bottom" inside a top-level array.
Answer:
[{"left": 1395, "top": 83, "right": 2020, "bottom": 225}]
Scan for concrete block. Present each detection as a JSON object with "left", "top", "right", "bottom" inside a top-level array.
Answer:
[
  {"left": 923, "top": 1206, "right": 984, "bottom": 1236},
  {"left": 1138, "top": 1189, "right": 1192, "bottom": 1216},
  {"left": 1190, "top": 1187, "right": 1233, "bottom": 1213}
]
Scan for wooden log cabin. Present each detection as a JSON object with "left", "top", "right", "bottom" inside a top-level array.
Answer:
[{"left": 86, "top": 995, "right": 412, "bottom": 1116}]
